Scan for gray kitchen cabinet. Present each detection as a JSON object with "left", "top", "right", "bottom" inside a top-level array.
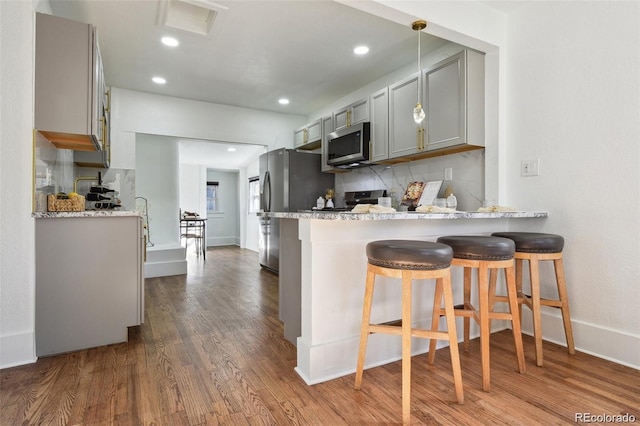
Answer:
[
  {"left": 35, "top": 215, "right": 144, "bottom": 357},
  {"left": 424, "top": 49, "right": 485, "bottom": 153},
  {"left": 35, "top": 12, "right": 107, "bottom": 152},
  {"left": 369, "top": 87, "right": 389, "bottom": 162},
  {"left": 75, "top": 89, "right": 111, "bottom": 168},
  {"left": 333, "top": 98, "right": 369, "bottom": 131},
  {"left": 320, "top": 116, "right": 337, "bottom": 172},
  {"left": 389, "top": 72, "right": 424, "bottom": 159},
  {"left": 294, "top": 118, "right": 322, "bottom": 150}
]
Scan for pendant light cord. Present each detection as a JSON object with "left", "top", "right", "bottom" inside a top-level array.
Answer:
[{"left": 417, "top": 29, "right": 421, "bottom": 103}]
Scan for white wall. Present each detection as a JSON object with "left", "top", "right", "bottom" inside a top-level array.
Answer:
[
  {"left": 503, "top": 1, "right": 640, "bottom": 366},
  {"left": 109, "top": 88, "right": 305, "bottom": 170},
  {"left": 179, "top": 163, "right": 206, "bottom": 217},
  {"left": 135, "top": 134, "right": 181, "bottom": 247},
  {"left": 0, "top": 0, "right": 39, "bottom": 368}
]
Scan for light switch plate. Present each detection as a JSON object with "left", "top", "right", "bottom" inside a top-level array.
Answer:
[
  {"left": 444, "top": 167, "right": 453, "bottom": 181},
  {"left": 521, "top": 159, "right": 540, "bottom": 177}
]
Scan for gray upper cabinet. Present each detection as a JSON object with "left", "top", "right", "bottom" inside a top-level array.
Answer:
[
  {"left": 424, "top": 49, "right": 485, "bottom": 153},
  {"left": 320, "top": 116, "right": 336, "bottom": 172},
  {"left": 369, "top": 87, "right": 389, "bottom": 163},
  {"left": 294, "top": 118, "right": 322, "bottom": 150},
  {"left": 35, "top": 13, "right": 107, "bottom": 152},
  {"left": 389, "top": 72, "right": 423, "bottom": 159},
  {"left": 333, "top": 98, "right": 369, "bottom": 131}
]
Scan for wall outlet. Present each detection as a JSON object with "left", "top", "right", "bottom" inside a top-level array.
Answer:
[
  {"left": 521, "top": 159, "right": 540, "bottom": 177},
  {"left": 444, "top": 167, "right": 453, "bottom": 181}
]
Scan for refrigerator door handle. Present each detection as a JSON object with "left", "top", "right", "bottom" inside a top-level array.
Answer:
[{"left": 263, "top": 171, "right": 271, "bottom": 212}]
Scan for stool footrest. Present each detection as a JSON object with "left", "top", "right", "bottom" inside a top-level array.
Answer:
[{"left": 368, "top": 324, "right": 452, "bottom": 341}]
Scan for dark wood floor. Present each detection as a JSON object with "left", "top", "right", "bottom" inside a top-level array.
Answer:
[{"left": 2, "top": 246, "right": 638, "bottom": 425}]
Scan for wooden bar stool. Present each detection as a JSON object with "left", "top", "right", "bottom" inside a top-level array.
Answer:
[
  {"left": 355, "top": 240, "right": 464, "bottom": 425},
  {"left": 491, "top": 232, "right": 575, "bottom": 366},
  {"left": 434, "top": 235, "right": 526, "bottom": 391}
]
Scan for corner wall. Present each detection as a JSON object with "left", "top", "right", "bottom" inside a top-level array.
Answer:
[{"left": 503, "top": 1, "right": 640, "bottom": 368}]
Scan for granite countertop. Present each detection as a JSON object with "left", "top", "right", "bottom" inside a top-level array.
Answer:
[
  {"left": 259, "top": 210, "right": 548, "bottom": 220},
  {"left": 33, "top": 210, "right": 141, "bottom": 219}
]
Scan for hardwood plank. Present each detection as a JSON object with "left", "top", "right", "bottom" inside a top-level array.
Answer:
[{"left": 2, "top": 246, "right": 638, "bottom": 425}]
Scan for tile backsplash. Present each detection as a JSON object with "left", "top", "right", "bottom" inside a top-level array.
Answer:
[{"left": 334, "top": 150, "right": 485, "bottom": 211}]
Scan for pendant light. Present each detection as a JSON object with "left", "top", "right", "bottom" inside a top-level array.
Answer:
[{"left": 412, "top": 20, "right": 427, "bottom": 124}]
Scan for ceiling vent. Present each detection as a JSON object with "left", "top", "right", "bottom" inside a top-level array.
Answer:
[{"left": 159, "top": 0, "right": 228, "bottom": 36}]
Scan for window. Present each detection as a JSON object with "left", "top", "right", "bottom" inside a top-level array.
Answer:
[
  {"left": 249, "top": 176, "right": 260, "bottom": 213},
  {"left": 206, "top": 181, "right": 219, "bottom": 213}
]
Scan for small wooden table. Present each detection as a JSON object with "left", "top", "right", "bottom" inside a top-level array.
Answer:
[{"left": 180, "top": 216, "right": 207, "bottom": 259}]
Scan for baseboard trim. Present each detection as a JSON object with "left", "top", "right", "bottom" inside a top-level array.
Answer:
[
  {"left": 207, "top": 237, "right": 239, "bottom": 247},
  {"left": 144, "top": 260, "right": 187, "bottom": 278},
  {"left": 0, "top": 331, "right": 37, "bottom": 369},
  {"left": 520, "top": 309, "right": 640, "bottom": 370}
]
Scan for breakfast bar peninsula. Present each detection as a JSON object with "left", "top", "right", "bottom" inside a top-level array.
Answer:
[{"left": 260, "top": 209, "right": 548, "bottom": 385}]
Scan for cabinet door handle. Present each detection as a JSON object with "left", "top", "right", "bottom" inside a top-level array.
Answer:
[
  {"left": 416, "top": 128, "right": 421, "bottom": 151},
  {"left": 105, "top": 89, "right": 111, "bottom": 113},
  {"left": 346, "top": 109, "right": 351, "bottom": 127}
]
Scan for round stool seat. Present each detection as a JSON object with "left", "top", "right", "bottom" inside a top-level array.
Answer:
[
  {"left": 492, "top": 232, "right": 564, "bottom": 253},
  {"left": 366, "top": 240, "right": 453, "bottom": 270},
  {"left": 436, "top": 236, "right": 515, "bottom": 261}
]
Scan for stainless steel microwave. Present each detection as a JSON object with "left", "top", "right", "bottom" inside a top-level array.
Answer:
[{"left": 326, "top": 122, "right": 370, "bottom": 168}]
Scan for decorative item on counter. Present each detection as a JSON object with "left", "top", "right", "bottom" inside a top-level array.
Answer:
[
  {"left": 389, "top": 189, "right": 398, "bottom": 208},
  {"left": 478, "top": 205, "right": 517, "bottom": 212},
  {"left": 325, "top": 188, "right": 335, "bottom": 208},
  {"left": 415, "top": 204, "right": 457, "bottom": 213},
  {"left": 401, "top": 181, "right": 425, "bottom": 210},
  {"left": 417, "top": 180, "right": 443, "bottom": 207},
  {"left": 377, "top": 197, "right": 392, "bottom": 208},
  {"left": 47, "top": 193, "right": 85, "bottom": 212},
  {"left": 350, "top": 204, "right": 396, "bottom": 213},
  {"left": 316, "top": 196, "right": 325, "bottom": 209},
  {"left": 446, "top": 193, "right": 457, "bottom": 210},
  {"left": 433, "top": 198, "right": 447, "bottom": 208}
]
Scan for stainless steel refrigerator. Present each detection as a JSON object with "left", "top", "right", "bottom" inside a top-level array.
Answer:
[{"left": 259, "top": 148, "right": 335, "bottom": 273}]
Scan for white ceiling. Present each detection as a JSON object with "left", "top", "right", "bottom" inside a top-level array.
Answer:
[{"left": 49, "top": 0, "right": 516, "bottom": 169}]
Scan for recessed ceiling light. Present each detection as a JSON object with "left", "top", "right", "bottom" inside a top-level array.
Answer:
[
  {"left": 354, "top": 45, "right": 369, "bottom": 55},
  {"left": 152, "top": 76, "right": 167, "bottom": 84},
  {"left": 278, "top": 98, "right": 290, "bottom": 105},
  {"left": 161, "top": 36, "right": 179, "bottom": 47},
  {"left": 227, "top": 147, "right": 236, "bottom": 152}
]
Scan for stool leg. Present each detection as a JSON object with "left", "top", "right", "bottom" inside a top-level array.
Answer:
[
  {"left": 515, "top": 258, "right": 524, "bottom": 321},
  {"left": 554, "top": 257, "right": 576, "bottom": 355},
  {"left": 463, "top": 267, "right": 472, "bottom": 351},
  {"left": 427, "top": 279, "right": 443, "bottom": 365},
  {"left": 401, "top": 270, "right": 413, "bottom": 425},
  {"left": 355, "top": 267, "right": 376, "bottom": 389},
  {"left": 441, "top": 274, "right": 464, "bottom": 404},
  {"left": 478, "top": 262, "right": 491, "bottom": 391},
  {"left": 488, "top": 268, "right": 498, "bottom": 315},
  {"left": 506, "top": 262, "right": 526, "bottom": 374},
  {"left": 529, "top": 256, "right": 544, "bottom": 366}
]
